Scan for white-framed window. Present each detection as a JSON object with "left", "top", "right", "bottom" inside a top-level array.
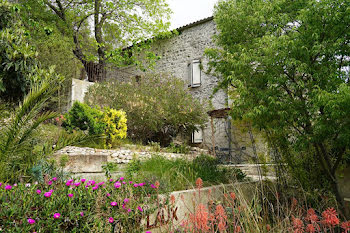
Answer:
[
  {"left": 188, "top": 60, "right": 201, "bottom": 87},
  {"left": 192, "top": 128, "right": 203, "bottom": 143}
]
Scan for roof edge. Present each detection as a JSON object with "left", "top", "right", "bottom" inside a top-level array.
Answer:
[{"left": 176, "top": 16, "right": 214, "bottom": 32}]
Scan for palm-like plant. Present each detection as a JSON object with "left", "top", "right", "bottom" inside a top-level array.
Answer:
[{"left": 0, "top": 68, "right": 87, "bottom": 182}]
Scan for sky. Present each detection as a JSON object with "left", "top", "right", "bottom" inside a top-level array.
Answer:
[{"left": 168, "top": 0, "right": 219, "bottom": 29}]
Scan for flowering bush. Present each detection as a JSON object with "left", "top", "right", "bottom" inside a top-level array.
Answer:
[
  {"left": 178, "top": 178, "right": 350, "bottom": 233},
  {"left": 0, "top": 177, "right": 163, "bottom": 232}
]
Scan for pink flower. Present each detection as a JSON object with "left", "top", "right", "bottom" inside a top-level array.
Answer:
[
  {"left": 108, "top": 217, "right": 114, "bottom": 223},
  {"left": 0, "top": 182, "right": 2, "bottom": 187},
  {"left": 133, "top": 184, "right": 139, "bottom": 187},
  {"left": 114, "top": 182, "right": 121, "bottom": 188},
  {"left": 81, "top": 178, "right": 86, "bottom": 183},
  {"left": 25, "top": 183, "right": 31, "bottom": 187},
  {"left": 122, "top": 203, "right": 126, "bottom": 209},
  {"left": 98, "top": 182, "right": 104, "bottom": 186},
  {"left": 124, "top": 198, "right": 129, "bottom": 203},
  {"left": 129, "top": 181, "right": 133, "bottom": 184},
  {"left": 109, "top": 178, "right": 114, "bottom": 182},
  {"left": 122, "top": 181, "right": 126, "bottom": 184},
  {"left": 27, "top": 218, "right": 35, "bottom": 224},
  {"left": 66, "top": 181, "right": 72, "bottom": 186},
  {"left": 139, "top": 183, "right": 145, "bottom": 187},
  {"left": 53, "top": 213, "right": 61, "bottom": 219},
  {"left": 5, "top": 185, "right": 12, "bottom": 190},
  {"left": 74, "top": 182, "right": 81, "bottom": 187},
  {"left": 44, "top": 192, "right": 52, "bottom": 197},
  {"left": 120, "top": 177, "right": 124, "bottom": 181},
  {"left": 68, "top": 193, "right": 74, "bottom": 197},
  {"left": 146, "top": 231, "right": 152, "bottom": 233},
  {"left": 128, "top": 208, "right": 132, "bottom": 212},
  {"left": 150, "top": 184, "right": 156, "bottom": 189},
  {"left": 111, "top": 202, "right": 118, "bottom": 206},
  {"left": 80, "top": 212, "right": 84, "bottom": 217},
  {"left": 137, "top": 206, "right": 143, "bottom": 212},
  {"left": 106, "top": 193, "right": 111, "bottom": 197},
  {"left": 52, "top": 177, "right": 57, "bottom": 181},
  {"left": 36, "top": 189, "right": 41, "bottom": 194},
  {"left": 48, "top": 181, "right": 53, "bottom": 186},
  {"left": 13, "top": 183, "right": 17, "bottom": 187},
  {"left": 92, "top": 186, "right": 98, "bottom": 191}
]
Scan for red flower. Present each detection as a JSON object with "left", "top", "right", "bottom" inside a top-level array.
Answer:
[
  {"left": 306, "top": 208, "right": 319, "bottom": 223},
  {"left": 230, "top": 192, "right": 236, "bottom": 201},
  {"left": 196, "top": 178, "right": 203, "bottom": 189},
  {"left": 235, "top": 225, "right": 241, "bottom": 233},
  {"left": 305, "top": 224, "right": 315, "bottom": 233},
  {"left": 266, "top": 224, "right": 271, "bottom": 231},
  {"left": 292, "top": 216, "right": 304, "bottom": 232},
  {"left": 341, "top": 221, "right": 350, "bottom": 233},
  {"left": 321, "top": 207, "right": 339, "bottom": 227}
]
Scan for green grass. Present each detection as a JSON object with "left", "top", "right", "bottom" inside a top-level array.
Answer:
[{"left": 125, "top": 154, "right": 247, "bottom": 192}]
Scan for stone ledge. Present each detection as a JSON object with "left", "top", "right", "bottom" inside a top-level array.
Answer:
[{"left": 54, "top": 146, "right": 205, "bottom": 173}]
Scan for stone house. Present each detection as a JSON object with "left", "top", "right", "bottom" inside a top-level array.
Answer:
[{"left": 106, "top": 17, "right": 267, "bottom": 163}]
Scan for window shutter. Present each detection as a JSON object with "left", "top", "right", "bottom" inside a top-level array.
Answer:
[
  {"left": 188, "top": 63, "right": 192, "bottom": 87},
  {"left": 192, "top": 128, "right": 203, "bottom": 143},
  {"left": 191, "top": 60, "right": 201, "bottom": 87}
]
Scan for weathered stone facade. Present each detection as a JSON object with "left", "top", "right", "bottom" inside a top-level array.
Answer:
[{"left": 107, "top": 17, "right": 267, "bottom": 162}]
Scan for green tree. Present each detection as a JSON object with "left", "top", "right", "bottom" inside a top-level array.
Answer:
[
  {"left": 43, "top": 0, "right": 171, "bottom": 81},
  {"left": 0, "top": 1, "right": 38, "bottom": 101},
  {"left": 206, "top": 0, "right": 350, "bottom": 217}
]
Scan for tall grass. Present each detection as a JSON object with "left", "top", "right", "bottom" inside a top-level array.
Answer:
[{"left": 125, "top": 154, "right": 246, "bottom": 192}]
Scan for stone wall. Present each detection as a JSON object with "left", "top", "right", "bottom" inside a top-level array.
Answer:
[
  {"left": 106, "top": 18, "right": 268, "bottom": 162},
  {"left": 54, "top": 146, "right": 208, "bottom": 180},
  {"left": 107, "top": 19, "right": 228, "bottom": 151}
]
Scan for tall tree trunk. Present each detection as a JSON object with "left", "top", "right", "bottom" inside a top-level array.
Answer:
[{"left": 73, "top": 33, "right": 105, "bottom": 82}]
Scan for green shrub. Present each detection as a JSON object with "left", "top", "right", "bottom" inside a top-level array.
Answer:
[
  {"left": 166, "top": 142, "right": 190, "bottom": 154},
  {"left": 85, "top": 73, "right": 207, "bottom": 145},
  {"left": 62, "top": 102, "right": 127, "bottom": 148},
  {"left": 62, "top": 102, "right": 105, "bottom": 135}
]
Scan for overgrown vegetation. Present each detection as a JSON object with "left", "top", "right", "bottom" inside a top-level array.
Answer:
[
  {"left": 62, "top": 101, "right": 127, "bottom": 148},
  {"left": 125, "top": 154, "right": 246, "bottom": 192},
  {"left": 0, "top": 69, "right": 88, "bottom": 183},
  {"left": 85, "top": 73, "right": 207, "bottom": 145},
  {"left": 206, "top": 0, "right": 350, "bottom": 218},
  {"left": 0, "top": 2, "right": 38, "bottom": 101}
]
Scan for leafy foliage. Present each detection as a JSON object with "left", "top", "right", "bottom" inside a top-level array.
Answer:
[
  {"left": 40, "top": 0, "right": 171, "bottom": 81},
  {"left": 100, "top": 108, "right": 127, "bottom": 148},
  {"left": 18, "top": 0, "right": 83, "bottom": 111},
  {"left": 62, "top": 102, "right": 127, "bottom": 148},
  {"left": 85, "top": 74, "right": 207, "bottom": 145},
  {"left": 0, "top": 1, "right": 38, "bottom": 101},
  {"left": 0, "top": 68, "right": 88, "bottom": 182},
  {"left": 207, "top": 0, "right": 350, "bottom": 217},
  {"left": 62, "top": 102, "right": 105, "bottom": 135}
]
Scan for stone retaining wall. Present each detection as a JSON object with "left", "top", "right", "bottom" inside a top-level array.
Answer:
[{"left": 54, "top": 146, "right": 208, "bottom": 180}]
